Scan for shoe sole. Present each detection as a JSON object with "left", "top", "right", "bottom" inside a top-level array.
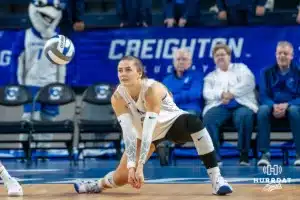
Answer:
[
  {"left": 74, "top": 183, "right": 81, "bottom": 193},
  {"left": 215, "top": 185, "right": 233, "bottom": 195},
  {"left": 8, "top": 192, "right": 23, "bottom": 197}
]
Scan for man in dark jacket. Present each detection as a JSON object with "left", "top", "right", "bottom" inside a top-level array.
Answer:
[
  {"left": 216, "top": 0, "right": 266, "bottom": 25},
  {"left": 59, "top": 0, "right": 85, "bottom": 36},
  {"left": 257, "top": 41, "right": 300, "bottom": 166}
]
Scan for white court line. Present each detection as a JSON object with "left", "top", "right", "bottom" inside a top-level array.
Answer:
[
  {"left": 9, "top": 169, "right": 63, "bottom": 172},
  {"left": 0, "top": 178, "right": 44, "bottom": 183}
]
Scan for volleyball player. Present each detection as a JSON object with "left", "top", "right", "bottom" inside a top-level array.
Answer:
[
  {"left": 0, "top": 162, "right": 23, "bottom": 196},
  {"left": 74, "top": 56, "right": 233, "bottom": 195}
]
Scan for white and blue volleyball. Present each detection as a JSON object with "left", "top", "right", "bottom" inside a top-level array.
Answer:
[{"left": 44, "top": 35, "right": 75, "bottom": 65}]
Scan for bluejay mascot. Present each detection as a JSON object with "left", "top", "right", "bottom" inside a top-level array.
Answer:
[{"left": 10, "top": 0, "right": 66, "bottom": 121}]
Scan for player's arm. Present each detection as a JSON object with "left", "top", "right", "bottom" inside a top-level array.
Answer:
[
  {"left": 138, "top": 83, "right": 164, "bottom": 165},
  {"left": 111, "top": 91, "right": 137, "bottom": 169}
]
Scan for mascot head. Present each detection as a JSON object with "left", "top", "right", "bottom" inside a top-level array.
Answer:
[{"left": 29, "top": 0, "right": 63, "bottom": 39}]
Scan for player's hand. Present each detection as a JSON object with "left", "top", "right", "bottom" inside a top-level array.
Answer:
[
  {"left": 135, "top": 164, "right": 145, "bottom": 189},
  {"left": 128, "top": 167, "right": 138, "bottom": 188}
]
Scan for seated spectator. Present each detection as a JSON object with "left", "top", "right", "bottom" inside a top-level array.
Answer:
[
  {"left": 163, "top": 48, "right": 203, "bottom": 116},
  {"left": 202, "top": 44, "right": 258, "bottom": 166},
  {"left": 297, "top": 2, "right": 300, "bottom": 24},
  {"left": 216, "top": 0, "right": 267, "bottom": 25},
  {"left": 257, "top": 41, "right": 300, "bottom": 166},
  {"left": 59, "top": 0, "right": 85, "bottom": 36},
  {"left": 116, "top": 0, "right": 152, "bottom": 27},
  {"left": 164, "top": 0, "right": 199, "bottom": 27}
]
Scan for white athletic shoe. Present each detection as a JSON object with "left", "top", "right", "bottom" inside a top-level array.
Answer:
[
  {"left": 212, "top": 175, "right": 233, "bottom": 195},
  {"left": 74, "top": 180, "right": 102, "bottom": 194},
  {"left": 5, "top": 177, "right": 23, "bottom": 196}
]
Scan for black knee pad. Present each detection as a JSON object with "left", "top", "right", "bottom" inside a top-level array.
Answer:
[{"left": 186, "top": 114, "right": 204, "bottom": 134}]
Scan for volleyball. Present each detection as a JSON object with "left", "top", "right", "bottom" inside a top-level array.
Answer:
[{"left": 44, "top": 35, "right": 75, "bottom": 65}]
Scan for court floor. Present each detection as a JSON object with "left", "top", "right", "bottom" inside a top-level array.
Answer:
[
  {"left": 0, "top": 158, "right": 299, "bottom": 199},
  {"left": 0, "top": 184, "right": 298, "bottom": 200}
]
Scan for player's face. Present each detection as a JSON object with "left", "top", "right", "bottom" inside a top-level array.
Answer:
[
  {"left": 118, "top": 60, "right": 142, "bottom": 87},
  {"left": 276, "top": 45, "right": 293, "bottom": 69},
  {"left": 214, "top": 49, "right": 230, "bottom": 71}
]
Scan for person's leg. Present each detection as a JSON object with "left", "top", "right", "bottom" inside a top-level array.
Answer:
[
  {"left": 286, "top": 105, "right": 300, "bottom": 165},
  {"left": 74, "top": 139, "right": 156, "bottom": 193},
  {"left": 139, "top": 0, "right": 152, "bottom": 26},
  {"left": 126, "top": 0, "right": 139, "bottom": 27},
  {"left": 227, "top": 8, "right": 248, "bottom": 25},
  {"left": 167, "top": 114, "right": 233, "bottom": 195},
  {"left": 203, "top": 106, "right": 231, "bottom": 164},
  {"left": 22, "top": 86, "right": 41, "bottom": 121},
  {"left": 232, "top": 106, "right": 255, "bottom": 166},
  {"left": 257, "top": 105, "right": 272, "bottom": 166},
  {"left": 0, "top": 161, "right": 23, "bottom": 196}
]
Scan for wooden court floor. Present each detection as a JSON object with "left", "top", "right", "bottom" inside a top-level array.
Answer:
[{"left": 0, "top": 184, "right": 298, "bottom": 200}]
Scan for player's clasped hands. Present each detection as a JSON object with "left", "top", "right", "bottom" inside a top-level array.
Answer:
[{"left": 128, "top": 165, "right": 145, "bottom": 189}]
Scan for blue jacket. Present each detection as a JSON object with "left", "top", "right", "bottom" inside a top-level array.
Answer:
[
  {"left": 259, "top": 63, "right": 300, "bottom": 106},
  {"left": 217, "top": 0, "right": 266, "bottom": 11},
  {"left": 163, "top": 69, "right": 203, "bottom": 113}
]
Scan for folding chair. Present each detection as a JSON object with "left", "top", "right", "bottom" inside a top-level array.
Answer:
[
  {"left": 0, "top": 85, "right": 32, "bottom": 161},
  {"left": 29, "top": 82, "right": 76, "bottom": 162},
  {"left": 77, "top": 83, "right": 122, "bottom": 162}
]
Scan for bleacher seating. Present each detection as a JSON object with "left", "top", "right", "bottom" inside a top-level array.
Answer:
[
  {"left": 0, "top": 0, "right": 299, "bottom": 29},
  {"left": 0, "top": 85, "right": 33, "bottom": 162},
  {"left": 77, "top": 83, "right": 122, "bottom": 161},
  {"left": 28, "top": 83, "right": 77, "bottom": 162}
]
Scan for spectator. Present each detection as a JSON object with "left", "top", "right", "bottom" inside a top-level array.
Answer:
[
  {"left": 216, "top": 0, "right": 267, "bottom": 25},
  {"left": 164, "top": 0, "right": 199, "bottom": 27},
  {"left": 163, "top": 48, "right": 203, "bottom": 116},
  {"left": 297, "top": 2, "right": 300, "bottom": 24},
  {"left": 257, "top": 41, "right": 300, "bottom": 166},
  {"left": 203, "top": 44, "right": 258, "bottom": 166},
  {"left": 116, "top": 0, "right": 152, "bottom": 27},
  {"left": 59, "top": 0, "right": 85, "bottom": 36}
]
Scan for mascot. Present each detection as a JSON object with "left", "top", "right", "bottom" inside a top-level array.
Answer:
[{"left": 10, "top": 0, "right": 66, "bottom": 121}]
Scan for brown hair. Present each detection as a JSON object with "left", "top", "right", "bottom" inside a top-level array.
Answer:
[
  {"left": 119, "top": 55, "right": 147, "bottom": 79},
  {"left": 212, "top": 43, "right": 231, "bottom": 56}
]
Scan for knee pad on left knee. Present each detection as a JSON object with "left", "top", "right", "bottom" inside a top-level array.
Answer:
[{"left": 186, "top": 115, "right": 204, "bottom": 134}]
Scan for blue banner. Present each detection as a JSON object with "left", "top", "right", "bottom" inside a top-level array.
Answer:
[
  {"left": 68, "top": 25, "right": 300, "bottom": 86},
  {"left": 0, "top": 30, "right": 18, "bottom": 85},
  {"left": 1, "top": 26, "right": 300, "bottom": 86}
]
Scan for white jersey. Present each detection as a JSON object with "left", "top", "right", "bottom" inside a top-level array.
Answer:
[
  {"left": 18, "top": 28, "right": 66, "bottom": 87},
  {"left": 117, "top": 78, "right": 187, "bottom": 141}
]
